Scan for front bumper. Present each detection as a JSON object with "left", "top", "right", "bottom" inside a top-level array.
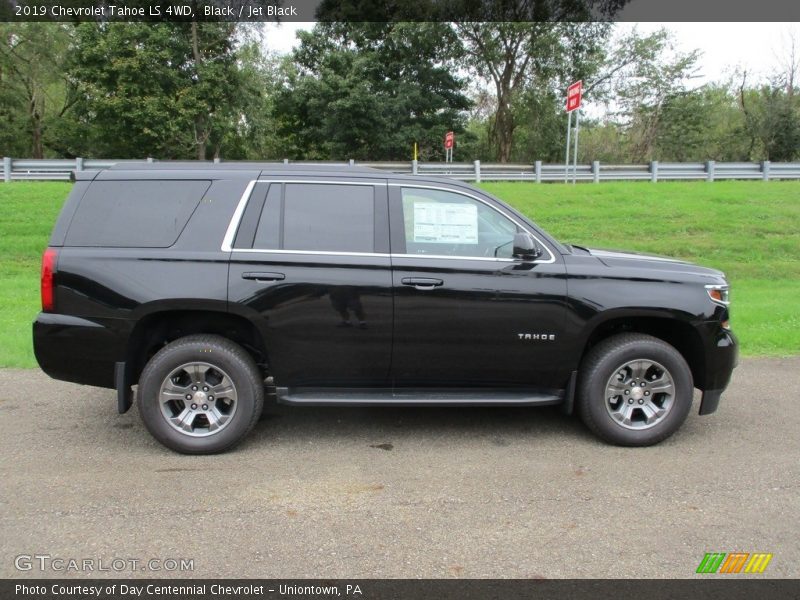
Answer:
[{"left": 698, "top": 326, "right": 738, "bottom": 415}]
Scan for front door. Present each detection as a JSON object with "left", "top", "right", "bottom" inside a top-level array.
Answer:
[{"left": 388, "top": 184, "right": 568, "bottom": 390}]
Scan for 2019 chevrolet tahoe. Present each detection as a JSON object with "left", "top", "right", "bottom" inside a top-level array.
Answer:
[{"left": 33, "top": 163, "right": 737, "bottom": 453}]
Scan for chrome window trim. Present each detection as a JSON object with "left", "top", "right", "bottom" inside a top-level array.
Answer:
[
  {"left": 391, "top": 253, "right": 518, "bottom": 263},
  {"left": 222, "top": 179, "right": 557, "bottom": 265},
  {"left": 230, "top": 248, "right": 520, "bottom": 262},
  {"left": 391, "top": 183, "right": 556, "bottom": 264},
  {"left": 228, "top": 248, "right": 387, "bottom": 258},
  {"left": 255, "top": 179, "right": 384, "bottom": 185},
  {"left": 221, "top": 180, "right": 257, "bottom": 252}
]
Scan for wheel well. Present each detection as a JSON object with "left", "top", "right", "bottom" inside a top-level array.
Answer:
[
  {"left": 582, "top": 317, "right": 706, "bottom": 387},
  {"left": 126, "top": 310, "right": 268, "bottom": 384}
]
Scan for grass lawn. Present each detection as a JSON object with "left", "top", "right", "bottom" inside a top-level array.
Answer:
[
  {"left": 0, "top": 182, "right": 70, "bottom": 368},
  {"left": 0, "top": 180, "right": 797, "bottom": 368}
]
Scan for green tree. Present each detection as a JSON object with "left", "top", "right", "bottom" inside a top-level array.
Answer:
[
  {"left": 655, "top": 85, "right": 748, "bottom": 161},
  {"left": 739, "top": 79, "right": 800, "bottom": 161},
  {"left": 602, "top": 28, "right": 701, "bottom": 162},
  {"left": 576, "top": 120, "right": 627, "bottom": 163},
  {"left": 0, "top": 23, "right": 73, "bottom": 158},
  {"left": 215, "top": 43, "right": 284, "bottom": 160},
  {"left": 456, "top": 22, "right": 611, "bottom": 162},
  {"left": 273, "top": 22, "right": 471, "bottom": 160},
  {"left": 60, "top": 22, "right": 249, "bottom": 159}
]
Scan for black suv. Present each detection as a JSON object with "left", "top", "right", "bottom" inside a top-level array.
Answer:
[{"left": 34, "top": 163, "right": 737, "bottom": 453}]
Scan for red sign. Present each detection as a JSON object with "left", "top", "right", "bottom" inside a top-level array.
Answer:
[
  {"left": 566, "top": 80, "right": 582, "bottom": 113},
  {"left": 444, "top": 131, "right": 455, "bottom": 149}
]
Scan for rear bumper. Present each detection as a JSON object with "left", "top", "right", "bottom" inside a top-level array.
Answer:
[
  {"left": 698, "top": 327, "right": 738, "bottom": 415},
  {"left": 33, "top": 312, "right": 124, "bottom": 389}
]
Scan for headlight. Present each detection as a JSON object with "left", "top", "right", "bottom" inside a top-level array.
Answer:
[
  {"left": 706, "top": 284, "right": 731, "bottom": 330},
  {"left": 705, "top": 284, "right": 730, "bottom": 306}
]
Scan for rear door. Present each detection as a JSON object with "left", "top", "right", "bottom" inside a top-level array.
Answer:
[
  {"left": 227, "top": 178, "right": 393, "bottom": 387},
  {"left": 388, "top": 183, "right": 568, "bottom": 389}
]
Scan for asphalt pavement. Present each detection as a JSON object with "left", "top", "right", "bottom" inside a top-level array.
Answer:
[{"left": 0, "top": 358, "right": 798, "bottom": 579}]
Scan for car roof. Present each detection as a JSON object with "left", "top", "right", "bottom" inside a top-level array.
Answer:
[
  {"left": 105, "top": 162, "right": 383, "bottom": 174},
  {"left": 80, "top": 162, "right": 479, "bottom": 190}
]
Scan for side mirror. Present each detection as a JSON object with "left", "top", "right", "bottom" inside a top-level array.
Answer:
[{"left": 512, "top": 233, "right": 542, "bottom": 261}]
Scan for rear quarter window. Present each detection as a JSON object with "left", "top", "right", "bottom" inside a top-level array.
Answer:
[{"left": 64, "top": 180, "right": 210, "bottom": 247}]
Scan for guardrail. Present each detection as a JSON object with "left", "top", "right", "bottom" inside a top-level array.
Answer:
[{"left": 3, "top": 156, "right": 799, "bottom": 183}]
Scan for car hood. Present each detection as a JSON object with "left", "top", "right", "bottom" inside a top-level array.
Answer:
[{"left": 587, "top": 248, "right": 726, "bottom": 280}]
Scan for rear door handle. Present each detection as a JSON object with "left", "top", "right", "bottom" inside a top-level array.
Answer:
[
  {"left": 401, "top": 277, "right": 443, "bottom": 290},
  {"left": 242, "top": 272, "right": 285, "bottom": 282}
]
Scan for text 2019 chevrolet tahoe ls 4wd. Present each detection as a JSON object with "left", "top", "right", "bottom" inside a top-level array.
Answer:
[{"left": 33, "top": 164, "right": 737, "bottom": 453}]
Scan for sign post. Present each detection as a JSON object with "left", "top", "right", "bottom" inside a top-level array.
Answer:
[
  {"left": 564, "top": 111, "right": 572, "bottom": 183},
  {"left": 444, "top": 131, "right": 454, "bottom": 163},
  {"left": 565, "top": 80, "right": 582, "bottom": 184}
]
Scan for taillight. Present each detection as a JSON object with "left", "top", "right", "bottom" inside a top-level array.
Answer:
[{"left": 41, "top": 248, "right": 57, "bottom": 312}]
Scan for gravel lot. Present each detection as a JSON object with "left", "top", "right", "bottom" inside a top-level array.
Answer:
[{"left": 1, "top": 358, "right": 798, "bottom": 579}]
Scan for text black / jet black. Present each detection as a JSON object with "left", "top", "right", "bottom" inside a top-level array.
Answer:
[{"left": 34, "top": 164, "right": 737, "bottom": 453}]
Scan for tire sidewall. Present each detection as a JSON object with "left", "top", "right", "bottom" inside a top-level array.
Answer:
[
  {"left": 138, "top": 339, "right": 261, "bottom": 454},
  {"left": 581, "top": 338, "right": 693, "bottom": 446}
]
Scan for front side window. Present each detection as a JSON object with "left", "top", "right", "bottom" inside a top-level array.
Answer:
[
  {"left": 400, "top": 187, "right": 519, "bottom": 258},
  {"left": 248, "top": 183, "right": 375, "bottom": 253}
]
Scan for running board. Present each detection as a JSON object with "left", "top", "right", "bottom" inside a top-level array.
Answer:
[{"left": 276, "top": 387, "right": 563, "bottom": 407}]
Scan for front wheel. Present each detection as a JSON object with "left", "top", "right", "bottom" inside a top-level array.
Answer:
[
  {"left": 137, "top": 335, "right": 264, "bottom": 454},
  {"left": 577, "top": 333, "right": 693, "bottom": 446}
]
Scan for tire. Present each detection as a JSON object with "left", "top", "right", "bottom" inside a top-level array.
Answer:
[
  {"left": 577, "top": 333, "right": 693, "bottom": 446},
  {"left": 137, "top": 334, "right": 264, "bottom": 454}
]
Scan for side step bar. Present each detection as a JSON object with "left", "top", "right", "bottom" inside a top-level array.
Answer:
[{"left": 276, "top": 387, "right": 563, "bottom": 407}]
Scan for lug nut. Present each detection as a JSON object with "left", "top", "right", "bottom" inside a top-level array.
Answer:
[
  {"left": 645, "top": 391, "right": 651, "bottom": 396},
  {"left": 624, "top": 390, "right": 629, "bottom": 395},
  {"left": 641, "top": 382, "right": 646, "bottom": 387},
  {"left": 191, "top": 403, "right": 198, "bottom": 409},
  {"left": 638, "top": 399, "right": 644, "bottom": 405},
  {"left": 630, "top": 382, "right": 636, "bottom": 387},
  {"left": 208, "top": 396, "right": 214, "bottom": 401},
  {"left": 203, "top": 386, "right": 209, "bottom": 392},
  {"left": 202, "top": 404, "right": 208, "bottom": 410},
  {"left": 186, "top": 394, "right": 192, "bottom": 400},
  {"left": 191, "top": 386, "right": 198, "bottom": 391},
  {"left": 628, "top": 398, "right": 634, "bottom": 404}
]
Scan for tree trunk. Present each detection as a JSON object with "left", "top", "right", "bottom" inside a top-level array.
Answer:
[
  {"left": 29, "top": 87, "right": 43, "bottom": 159},
  {"left": 191, "top": 20, "right": 206, "bottom": 161},
  {"left": 492, "top": 98, "right": 514, "bottom": 163},
  {"left": 195, "top": 120, "right": 206, "bottom": 161}
]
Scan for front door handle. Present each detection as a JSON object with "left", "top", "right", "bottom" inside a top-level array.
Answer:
[
  {"left": 242, "top": 272, "right": 285, "bottom": 282},
  {"left": 401, "top": 277, "right": 443, "bottom": 291}
]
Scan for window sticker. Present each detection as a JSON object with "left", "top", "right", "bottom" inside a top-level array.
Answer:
[{"left": 413, "top": 201, "right": 478, "bottom": 244}]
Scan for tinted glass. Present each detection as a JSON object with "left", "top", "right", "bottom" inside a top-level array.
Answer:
[
  {"left": 400, "top": 187, "right": 518, "bottom": 258},
  {"left": 281, "top": 184, "right": 374, "bottom": 253},
  {"left": 65, "top": 180, "right": 209, "bottom": 247},
  {"left": 234, "top": 182, "right": 269, "bottom": 249},
  {"left": 252, "top": 184, "right": 282, "bottom": 249}
]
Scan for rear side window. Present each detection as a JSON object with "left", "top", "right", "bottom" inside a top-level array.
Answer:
[
  {"left": 250, "top": 183, "right": 375, "bottom": 253},
  {"left": 65, "top": 180, "right": 210, "bottom": 247},
  {"left": 253, "top": 184, "right": 282, "bottom": 249}
]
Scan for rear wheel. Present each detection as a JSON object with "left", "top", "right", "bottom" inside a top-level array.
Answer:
[
  {"left": 137, "top": 335, "right": 263, "bottom": 454},
  {"left": 577, "top": 333, "right": 693, "bottom": 446}
]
